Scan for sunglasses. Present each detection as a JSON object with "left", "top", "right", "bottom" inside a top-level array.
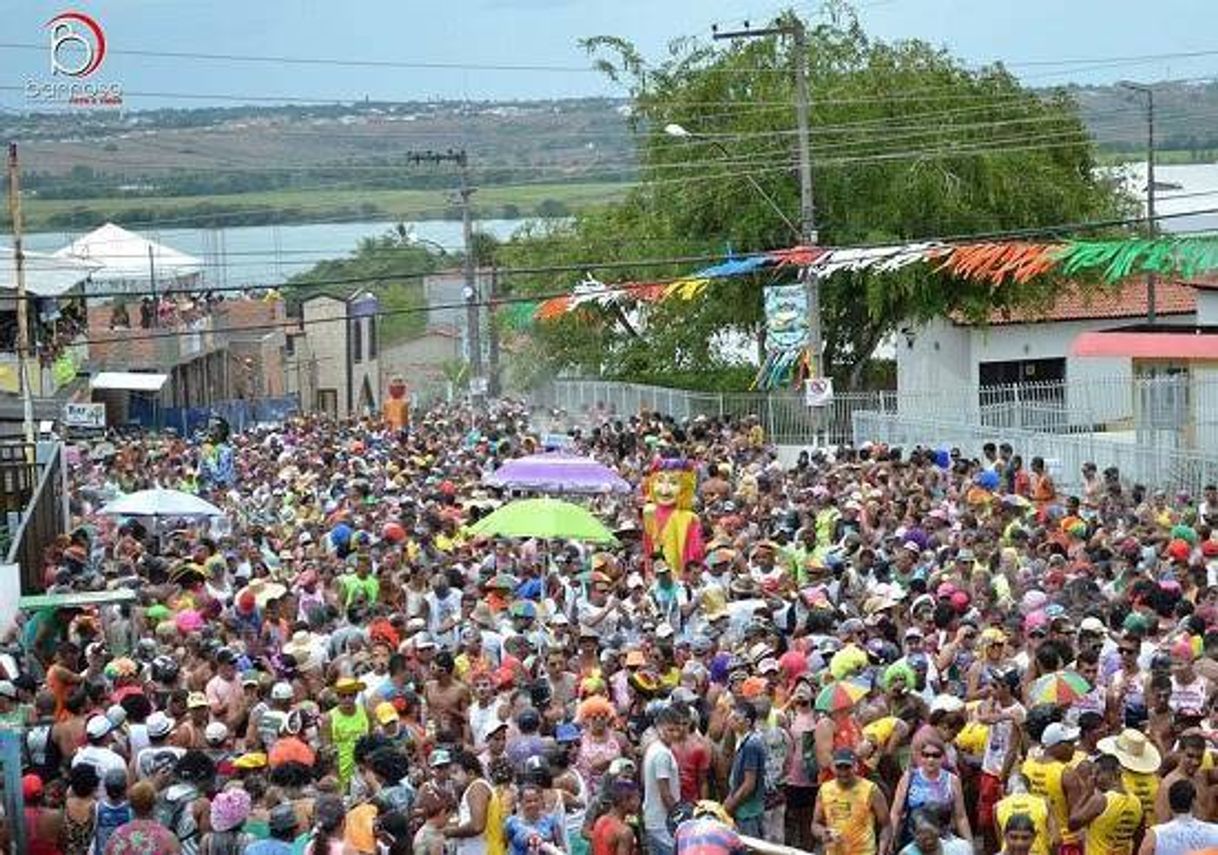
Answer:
[
  {"left": 1120, "top": 646, "right": 1138, "bottom": 655},
  {"left": 922, "top": 750, "right": 943, "bottom": 759}
]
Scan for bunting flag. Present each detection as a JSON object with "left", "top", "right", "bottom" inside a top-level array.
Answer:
[{"left": 530, "top": 233, "right": 1218, "bottom": 324}]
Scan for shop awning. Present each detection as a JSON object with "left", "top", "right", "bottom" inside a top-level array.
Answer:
[
  {"left": 90, "top": 371, "right": 169, "bottom": 392},
  {"left": 1073, "top": 330, "right": 1218, "bottom": 360}
]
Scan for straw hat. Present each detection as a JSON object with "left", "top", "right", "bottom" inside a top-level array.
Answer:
[{"left": 1098, "top": 729, "right": 1161, "bottom": 774}]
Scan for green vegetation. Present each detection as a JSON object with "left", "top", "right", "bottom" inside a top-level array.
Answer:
[
  {"left": 6, "top": 182, "right": 629, "bottom": 231},
  {"left": 498, "top": 8, "right": 1128, "bottom": 392}
]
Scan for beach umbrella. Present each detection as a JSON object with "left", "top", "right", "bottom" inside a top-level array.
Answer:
[
  {"left": 101, "top": 488, "right": 224, "bottom": 519},
  {"left": 1029, "top": 670, "right": 1091, "bottom": 705},
  {"left": 483, "top": 453, "right": 632, "bottom": 495},
  {"left": 467, "top": 498, "right": 618, "bottom": 544},
  {"left": 814, "top": 680, "right": 867, "bottom": 713}
]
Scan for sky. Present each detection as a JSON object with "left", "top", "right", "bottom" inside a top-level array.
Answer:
[{"left": 0, "top": 0, "right": 1215, "bottom": 110}]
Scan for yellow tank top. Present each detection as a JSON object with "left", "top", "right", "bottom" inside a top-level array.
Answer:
[
  {"left": 995, "top": 792, "right": 1050, "bottom": 855},
  {"left": 1085, "top": 791, "right": 1142, "bottom": 855},
  {"left": 485, "top": 786, "right": 508, "bottom": 855},
  {"left": 1121, "top": 770, "right": 1158, "bottom": 818},
  {"left": 1022, "top": 753, "right": 1079, "bottom": 845},
  {"left": 818, "top": 778, "right": 877, "bottom": 855}
]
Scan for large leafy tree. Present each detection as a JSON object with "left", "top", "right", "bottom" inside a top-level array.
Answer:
[{"left": 502, "top": 5, "right": 1127, "bottom": 390}]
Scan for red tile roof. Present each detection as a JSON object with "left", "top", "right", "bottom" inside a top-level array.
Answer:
[{"left": 955, "top": 276, "right": 1206, "bottom": 326}]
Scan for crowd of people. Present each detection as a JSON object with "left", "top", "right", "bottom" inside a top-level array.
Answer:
[{"left": 3, "top": 401, "right": 1218, "bottom": 855}]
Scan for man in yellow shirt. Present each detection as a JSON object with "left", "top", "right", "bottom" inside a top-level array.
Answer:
[
  {"left": 1021, "top": 721, "right": 1087, "bottom": 855},
  {"left": 1070, "top": 754, "right": 1143, "bottom": 855},
  {"left": 995, "top": 773, "right": 1055, "bottom": 855},
  {"left": 811, "top": 748, "right": 891, "bottom": 855}
]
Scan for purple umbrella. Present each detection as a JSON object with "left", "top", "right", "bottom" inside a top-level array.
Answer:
[{"left": 483, "top": 453, "right": 632, "bottom": 495}]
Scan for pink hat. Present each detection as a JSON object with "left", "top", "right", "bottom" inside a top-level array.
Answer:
[
  {"left": 1024, "top": 610, "right": 1048, "bottom": 632},
  {"left": 950, "top": 590, "right": 970, "bottom": 613},
  {"left": 936, "top": 582, "right": 957, "bottom": 598},
  {"left": 210, "top": 788, "right": 252, "bottom": 833}
]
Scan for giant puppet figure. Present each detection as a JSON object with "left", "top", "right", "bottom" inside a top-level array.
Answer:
[
  {"left": 642, "top": 458, "right": 704, "bottom": 573},
  {"left": 383, "top": 376, "right": 410, "bottom": 433}
]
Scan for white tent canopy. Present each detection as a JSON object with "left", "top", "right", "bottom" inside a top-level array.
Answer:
[
  {"left": 90, "top": 371, "right": 169, "bottom": 392},
  {"left": 100, "top": 488, "right": 224, "bottom": 518},
  {"left": 53, "top": 223, "right": 203, "bottom": 284},
  {"left": 0, "top": 247, "right": 98, "bottom": 297}
]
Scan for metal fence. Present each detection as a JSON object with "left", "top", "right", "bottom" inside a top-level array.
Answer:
[
  {"left": 535, "top": 374, "right": 1218, "bottom": 450},
  {"left": 852, "top": 411, "right": 1218, "bottom": 497},
  {"left": 6, "top": 443, "right": 67, "bottom": 594}
]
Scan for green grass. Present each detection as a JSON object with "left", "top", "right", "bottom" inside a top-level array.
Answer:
[{"left": 16, "top": 181, "right": 632, "bottom": 230}]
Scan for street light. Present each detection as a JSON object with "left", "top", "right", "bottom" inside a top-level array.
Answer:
[
  {"left": 1119, "top": 81, "right": 1157, "bottom": 324},
  {"left": 663, "top": 122, "right": 802, "bottom": 240}
]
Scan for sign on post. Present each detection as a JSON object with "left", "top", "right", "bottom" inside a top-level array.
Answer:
[
  {"left": 804, "top": 377, "right": 834, "bottom": 408},
  {"left": 63, "top": 402, "right": 106, "bottom": 429}
]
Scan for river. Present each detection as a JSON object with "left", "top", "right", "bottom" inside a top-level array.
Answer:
[{"left": 21, "top": 219, "right": 532, "bottom": 288}]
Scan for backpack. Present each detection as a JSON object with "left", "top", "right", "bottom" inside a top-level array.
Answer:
[
  {"left": 154, "top": 783, "right": 201, "bottom": 855},
  {"left": 24, "top": 721, "right": 61, "bottom": 772}
]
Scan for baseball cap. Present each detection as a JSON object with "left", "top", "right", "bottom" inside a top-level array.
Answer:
[
  {"left": 1080, "top": 617, "right": 1106, "bottom": 634},
  {"left": 205, "top": 722, "right": 229, "bottom": 744},
  {"left": 1042, "top": 722, "right": 1080, "bottom": 747},
  {"left": 832, "top": 747, "right": 856, "bottom": 767},
  {"left": 22, "top": 773, "right": 43, "bottom": 801},
  {"left": 86, "top": 714, "right": 114, "bottom": 740},
  {"left": 271, "top": 682, "right": 294, "bottom": 702},
  {"left": 429, "top": 748, "right": 452, "bottom": 768},
  {"left": 187, "top": 692, "right": 208, "bottom": 710},
  {"left": 146, "top": 711, "right": 175, "bottom": 738},
  {"left": 480, "top": 718, "right": 508, "bottom": 742},
  {"left": 555, "top": 722, "right": 582, "bottom": 743},
  {"left": 414, "top": 633, "right": 436, "bottom": 651},
  {"left": 374, "top": 702, "right": 399, "bottom": 726}
]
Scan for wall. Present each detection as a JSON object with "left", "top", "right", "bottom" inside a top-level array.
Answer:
[
  {"left": 1197, "top": 290, "right": 1218, "bottom": 325},
  {"left": 378, "top": 330, "right": 460, "bottom": 391},
  {"left": 301, "top": 297, "right": 348, "bottom": 416},
  {"left": 896, "top": 319, "right": 971, "bottom": 417}
]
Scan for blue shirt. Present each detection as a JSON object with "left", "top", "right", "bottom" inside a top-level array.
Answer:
[{"left": 505, "top": 814, "right": 562, "bottom": 855}]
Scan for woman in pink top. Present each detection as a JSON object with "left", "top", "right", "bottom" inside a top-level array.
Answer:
[
  {"left": 575, "top": 696, "right": 625, "bottom": 798},
  {"left": 784, "top": 682, "right": 819, "bottom": 852}
]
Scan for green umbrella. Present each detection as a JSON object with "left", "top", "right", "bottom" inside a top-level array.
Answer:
[{"left": 467, "top": 497, "right": 618, "bottom": 544}]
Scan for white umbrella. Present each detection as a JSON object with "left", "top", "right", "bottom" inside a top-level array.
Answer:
[{"left": 100, "top": 488, "right": 224, "bottom": 518}]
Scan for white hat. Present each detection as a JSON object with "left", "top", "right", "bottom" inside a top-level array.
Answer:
[
  {"left": 0, "top": 680, "right": 17, "bottom": 700},
  {"left": 86, "top": 714, "right": 114, "bottom": 740},
  {"left": 656, "top": 623, "right": 675, "bottom": 640},
  {"left": 205, "top": 722, "right": 229, "bottom": 744},
  {"left": 1097, "top": 728, "right": 1161, "bottom": 774},
  {"left": 271, "top": 681, "right": 295, "bottom": 701},
  {"left": 480, "top": 718, "right": 509, "bottom": 743},
  {"left": 902, "top": 540, "right": 922, "bottom": 553},
  {"left": 146, "top": 711, "right": 175, "bottom": 739},
  {"left": 106, "top": 705, "right": 127, "bottom": 727},
  {"left": 414, "top": 633, "right": 436, "bottom": 650},
  {"left": 929, "top": 695, "right": 965, "bottom": 715},
  {"left": 626, "top": 573, "right": 645, "bottom": 590},
  {"left": 1042, "top": 722, "right": 1080, "bottom": 747},
  {"left": 757, "top": 657, "right": 780, "bottom": 675},
  {"left": 1080, "top": 617, "right": 1107, "bottom": 634}
]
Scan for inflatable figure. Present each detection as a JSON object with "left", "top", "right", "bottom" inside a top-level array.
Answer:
[
  {"left": 383, "top": 376, "right": 410, "bottom": 433},
  {"left": 642, "top": 458, "right": 704, "bottom": 573}
]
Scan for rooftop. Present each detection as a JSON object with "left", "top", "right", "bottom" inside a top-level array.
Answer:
[{"left": 953, "top": 275, "right": 1218, "bottom": 326}]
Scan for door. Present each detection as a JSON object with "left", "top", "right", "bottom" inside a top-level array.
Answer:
[
  {"left": 316, "top": 389, "right": 338, "bottom": 418},
  {"left": 978, "top": 358, "right": 1066, "bottom": 429}
]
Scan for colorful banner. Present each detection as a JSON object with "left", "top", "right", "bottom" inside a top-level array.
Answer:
[
  {"left": 531, "top": 234, "right": 1218, "bottom": 325},
  {"left": 755, "top": 283, "right": 811, "bottom": 390}
]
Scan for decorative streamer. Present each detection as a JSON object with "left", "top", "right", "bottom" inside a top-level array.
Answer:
[{"left": 531, "top": 233, "right": 1218, "bottom": 324}]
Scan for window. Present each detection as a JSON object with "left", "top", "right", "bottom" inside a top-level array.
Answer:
[
  {"left": 367, "top": 317, "right": 377, "bottom": 359},
  {"left": 284, "top": 335, "right": 295, "bottom": 357},
  {"left": 350, "top": 317, "right": 362, "bottom": 364}
]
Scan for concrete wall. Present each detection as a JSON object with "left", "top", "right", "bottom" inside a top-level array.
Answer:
[
  {"left": 301, "top": 297, "right": 348, "bottom": 416},
  {"left": 378, "top": 331, "right": 460, "bottom": 389},
  {"left": 1198, "top": 291, "right": 1218, "bottom": 325}
]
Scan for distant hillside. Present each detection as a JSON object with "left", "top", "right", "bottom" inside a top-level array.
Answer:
[{"left": 3, "top": 81, "right": 1214, "bottom": 230}]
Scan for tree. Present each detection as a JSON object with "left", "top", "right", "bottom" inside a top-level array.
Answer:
[{"left": 502, "top": 5, "right": 1129, "bottom": 389}]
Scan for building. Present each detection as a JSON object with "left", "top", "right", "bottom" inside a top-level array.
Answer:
[
  {"left": 285, "top": 290, "right": 379, "bottom": 418},
  {"left": 896, "top": 277, "right": 1200, "bottom": 428}
]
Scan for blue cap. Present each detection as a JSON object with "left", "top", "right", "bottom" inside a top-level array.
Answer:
[{"left": 555, "top": 722, "right": 582, "bottom": 744}]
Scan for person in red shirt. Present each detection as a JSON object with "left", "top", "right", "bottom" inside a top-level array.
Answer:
[
  {"left": 592, "top": 780, "right": 639, "bottom": 855},
  {"left": 671, "top": 703, "right": 712, "bottom": 803}
]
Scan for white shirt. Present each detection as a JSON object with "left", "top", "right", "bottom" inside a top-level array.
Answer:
[
  {"left": 72, "top": 745, "right": 127, "bottom": 791},
  {"left": 642, "top": 740, "right": 679, "bottom": 839}
]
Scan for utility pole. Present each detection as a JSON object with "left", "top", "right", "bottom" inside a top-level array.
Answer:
[
  {"left": 487, "top": 264, "right": 500, "bottom": 397},
  {"left": 404, "top": 149, "right": 482, "bottom": 399},
  {"left": 715, "top": 14, "right": 824, "bottom": 390},
  {"left": 147, "top": 245, "right": 157, "bottom": 328},
  {"left": 1121, "top": 81, "right": 1156, "bottom": 323},
  {"left": 5, "top": 143, "right": 34, "bottom": 445}
]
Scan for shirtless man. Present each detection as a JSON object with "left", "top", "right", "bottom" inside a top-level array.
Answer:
[
  {"left": 1156, "top": 733, "right": 1218, "bottom": 821},
  {"left": 424, "top": 650, "right": 470, "bottom": 733},
  {"left": 52, "top": 688, "right": 87, "bottom": 765}
]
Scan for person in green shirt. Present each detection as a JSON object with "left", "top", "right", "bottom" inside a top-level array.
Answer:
[
  {"left": 323, "top": 676, "right": 370, "bottom": 792},
  {"left": 338, "top": 553, "right": 379, "bottom": 610},
  {"left": 724, "top": 699, "right": 768, "bottom": 836}
]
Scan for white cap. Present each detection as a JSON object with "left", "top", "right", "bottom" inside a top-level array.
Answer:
[
  {"left": 204, "top": 722, "right": 229, "bottom": 744},
  {"left": 1080, "top": 617, "right": 1106, "bottom": 634},
  {"left": 656, "top": 623, "right": 675, "bottom": 639},
  {"left": 271, "top": 681, "right": 295, "bottom": 701},
  {"left": 757, "top": 657, "right": 780, "bottom": 675},
  {"left": 480, "top": 718, "right": 509, "bottom": 742},
  {"left": 414, "top": 632, "right": 436, "bottom": 650},
  {"left": 146, "top": 711, "right": 174, "bottom": 738},
  {"left": 1042, "top": 722, "right": 1080, "bottom": 747},
  {"left": 929, "top": 695, "right": 965, "bottom": 715},
  {"left": 626, "top": 573, "right": 645, "bottom": 590},
  {"left": 86, "top": 714, "right": 114, "bottom": 740}
]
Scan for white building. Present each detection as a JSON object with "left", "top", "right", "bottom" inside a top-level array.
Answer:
[{"left": 896, "top": 277, "right": 1200, "bottom": 428}]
